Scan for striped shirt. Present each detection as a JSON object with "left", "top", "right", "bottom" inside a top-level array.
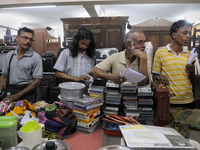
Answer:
[{"left": 152, "top": 44, "right": 194, "bottom": 104}]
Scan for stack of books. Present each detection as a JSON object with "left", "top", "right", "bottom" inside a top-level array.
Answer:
[
  {"left": 137, "top": 85, "right": 154, "bottom": 124},
  {"left": 73, "top": 96, "right": 104, "bottom": 134},
  {"left": 121, "top": 82, "right": 138, "bottom": 117},
  {"left": 103, "top": 80, "right": 121, "bottom": 115}
]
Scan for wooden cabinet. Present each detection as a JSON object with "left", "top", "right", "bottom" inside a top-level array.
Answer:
[
  {"left": 31, "top": 28, "right": 60, "bottom": 57},
  {"left": 61, "top": 17, "right": 128, "bottom": 51},
  {"left": 130, "top": 26, "right": 172, "bottom": 56}
]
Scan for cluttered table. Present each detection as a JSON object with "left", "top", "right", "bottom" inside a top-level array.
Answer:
[{"left": 1, "top": 79, "right": 200, "bottom": 150}]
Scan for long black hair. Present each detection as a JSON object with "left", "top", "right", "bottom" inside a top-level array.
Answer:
[{"left": 70, "top": 27, "right": 96, "bottom": 58}]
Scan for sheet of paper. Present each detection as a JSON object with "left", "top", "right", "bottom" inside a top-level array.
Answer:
[
  {"left": 123, "top": 68, "right": 146, "bottom": 83},
  {"left": 119, "top": 125, "right": 194, "bottom": 148},
  {"left": 186, "top": 48, "right": 198, "bottom": 65}
]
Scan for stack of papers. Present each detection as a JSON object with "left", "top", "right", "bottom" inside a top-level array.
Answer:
[
  {"left": 123, "top": 68, "right": 146, "bottom": 83},
  {"left": 119, "top": 125, "right": 195, "bottom": 149}
]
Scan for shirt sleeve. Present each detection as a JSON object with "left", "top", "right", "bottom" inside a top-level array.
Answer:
[
  {"left": 32, "top": 54, "right": 43, "bottom": 79},
  {"left": 53, "top": 49, "right": 69, "bottom": 72},
  {"left": 2, "top": 52, "right": 13, "bottom": 76},
  {"left": 95, "top": 54, "right": 116, "bottom": 73},
  {"left": 152, "top": 50, "right": 161, "bottom": 74}
]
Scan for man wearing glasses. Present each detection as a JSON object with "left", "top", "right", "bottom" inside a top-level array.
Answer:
[
  {"left": 0, "top": 27, "right": 43, "bottom": 103},
  {"left": 53, "top": 27, "right": 96, "bottom": 82},
  {"left": 90, "top": 29, "right": 151, "bottom": 85}
]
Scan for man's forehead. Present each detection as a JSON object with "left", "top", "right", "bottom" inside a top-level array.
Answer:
[
  {"left": 20, "top": 31, "right": 33, "bottom": 36},
  {"left": 131, "top": 31, "right": 145, "bottom": 41},
  {"left": 179, "top": 25, "right": 192, "bottom": 31}
]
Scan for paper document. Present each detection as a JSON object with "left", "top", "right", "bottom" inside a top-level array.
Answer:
[
  {"left": 119, "top": 125, "right": 194, "bottom": 149},
  {"left": 123, "top": 68, "right": 146, "bottom": 83},
  {"left": 186, "top": 48, "right": 198, "bottom": 65}
]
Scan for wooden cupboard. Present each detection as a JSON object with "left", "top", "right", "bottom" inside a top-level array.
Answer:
[
  {"left": 60, "top": 17, "right": 129, "bottom": 51},
  {"left": 31, "top": 28, "right": 60, "bottom": 57}
]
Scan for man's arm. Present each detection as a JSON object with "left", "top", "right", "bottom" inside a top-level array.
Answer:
[
  {"left": 131, "top": 49, "right": 149, "bottom": 85},
  {"left": 3, "top": 79, "right": 41, "bottom": 102},
  {"left": 89, "top": 67, "right": 126, "bottom": 84},
  {"left": 55, "top": 71, "right": 90, "bottom": 82},
  {"left": 138, "top": 56, "right": 149, "bottom": 85},
  {"left": 0, "top": 75, "right": 7, "bottom": 92},
  {"left": 153, "top": 73, "right": 169, "bottom": 86}
]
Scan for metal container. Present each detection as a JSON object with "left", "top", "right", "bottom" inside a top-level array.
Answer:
[
  {"left": 5, "top": 146, "right": 29, "bottom": 150},
  {"left": 32, "top": 140, "right": 70, "bottom": 150},
  {"left": 98, "top": 145, "right": 134, "bottom": 150},
  {"left": 59, "top": 82, "right": 85, "bottom": 100}
]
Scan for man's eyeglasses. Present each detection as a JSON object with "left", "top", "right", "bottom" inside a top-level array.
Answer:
[
  {"left": 19, "top": 36, "right": 35, "bottom": 42},
  {"left": 135, "top": 41, "right": 148, "bottom": 46}
]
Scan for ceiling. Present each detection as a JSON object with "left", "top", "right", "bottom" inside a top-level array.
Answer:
[{"left": 0, "top": 0, "right": 200, "bottom": 39}]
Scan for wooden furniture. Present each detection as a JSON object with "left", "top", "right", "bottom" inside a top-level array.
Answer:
[
  {"left": 31, "top": 28, "right": 61, "bottom": 57},
  {"left": 130, "top": 19, "right": 173, "bottom": 55},
  {"left": 60, "top": 17, "right": 128, "bottom": 51}
]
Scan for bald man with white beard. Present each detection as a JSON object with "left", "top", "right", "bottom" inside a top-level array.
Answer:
[{"left": 89, "top": 29, "right": 151, "bottom": 85}]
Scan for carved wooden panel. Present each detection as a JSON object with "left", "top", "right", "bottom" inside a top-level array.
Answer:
[
  {"left": 106, "top": 28, "right": 122, "bottom": 50},
  {"left": 147, "top": 33, "right": 160, "bottom": 55}
]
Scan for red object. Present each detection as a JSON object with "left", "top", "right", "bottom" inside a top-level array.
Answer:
[
  {"left": 151, "top": 81, "right": 171, "bottom": 126},
  {"left": 104, "top": 129, "right": 123, "bottom": 137}
]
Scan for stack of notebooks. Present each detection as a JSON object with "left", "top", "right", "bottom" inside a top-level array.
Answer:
[
  {"left": 121, "top": 82, "right": 138, "bottom": 117},
  {"left": 138, "top": 85, "right": 154, "bottom": 124},
  {"left": 73, "top": 96, "right": 104, "bottom": 134},
  {"left": 103, "top": 80, "right": 121, "bottom": 115}
]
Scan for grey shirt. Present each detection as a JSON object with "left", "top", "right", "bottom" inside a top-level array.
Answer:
[{"left": 2, "top": 47, "right": 43, "bottom": 85}]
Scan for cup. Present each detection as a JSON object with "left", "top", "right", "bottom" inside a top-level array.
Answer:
[{"left": 20, "top": 124, "right": 44, "bottom": 149}]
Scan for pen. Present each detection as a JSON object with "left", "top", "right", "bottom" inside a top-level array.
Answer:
[{"left": 120, "top": 70, "right": 122, "bottom": 82}]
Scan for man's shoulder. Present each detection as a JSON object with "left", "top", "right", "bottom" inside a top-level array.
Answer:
[{"left": 155, "top": 47, "right": 168, "bottom": 54}]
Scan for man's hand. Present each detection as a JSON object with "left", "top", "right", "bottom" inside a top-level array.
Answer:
[
  {"left": 157, "top": 75, "right": 169, "bottom": 86},
  {"left": 153, "top": 74, "right": 169, "bottom": 86},
  {"left": 2, "top": 94, "right": 19, "bottom": 104},
  {"left": 131, "top": 48, "right": 146, "bottom": 59},
  {"left": 185, "top": 64, "right": 195, "bottom": 73},
  {"left": 75, "top": 75, "right": 90, "bottom": 82},
  {"left": 111, "top": 74, "right": 126, "bottom": 84}
]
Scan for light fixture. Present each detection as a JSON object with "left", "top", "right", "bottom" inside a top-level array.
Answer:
[{"left": 1, "top": 5, "right": 56, "bottom": 9}]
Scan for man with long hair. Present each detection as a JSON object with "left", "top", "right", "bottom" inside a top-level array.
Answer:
[{"left": 54, "top": 27, "right": 96, "bottom": 82}]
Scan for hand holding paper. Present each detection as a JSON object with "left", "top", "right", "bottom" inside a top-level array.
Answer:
[
  {"left": 123, "top": 68, "right": 146, "bottom": 83},
  {"left": 186, "top": 48, "right": 198, "bottom": 65}
]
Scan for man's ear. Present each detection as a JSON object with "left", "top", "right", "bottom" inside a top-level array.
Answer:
[
  {"left": 172, "top": 32, "right": 176, "bottom": 40},
  {"left": 16, "top": 35, "right": 19, "bottom": 42},
  {"left": 126, "top": 41, "right": 131, "bottom": 49}
]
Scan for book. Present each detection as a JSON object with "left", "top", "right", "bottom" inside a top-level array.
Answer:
[
  {"left": 76, "top": 113, "right": 100, "bottom": 124},
  {"left": 73, "top": 107, "right": 100, "bottom": 118},
  {"left": 77, "top": 120, "right": 100, "bottom": 135},
  {"left": 77, "top": 116, "right": 100, "bottom": 128},
  {"left": 74, "top": 96, "right": 103, "bottom": 107},
  {"left": 75, "top": 102, "right": 103, "bottom": 111}
]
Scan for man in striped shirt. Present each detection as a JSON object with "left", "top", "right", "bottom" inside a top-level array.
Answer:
[{"left": 152, "top": 20, "right": 195, "bottom": 108}]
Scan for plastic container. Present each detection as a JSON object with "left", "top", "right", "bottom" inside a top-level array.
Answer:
[{"left": 0, "top": 116, "right": 18, "bottom": 150}]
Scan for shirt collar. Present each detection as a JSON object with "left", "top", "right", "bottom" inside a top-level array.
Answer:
[
  {"left": 119, "top": 50, "right": 139, "bottom": 66},
  {"left": 14, "top": 47, "right": 33, "bottom": 56},
  {"left": 166, "top": 43, "right": 188, "bottom": 53}
]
